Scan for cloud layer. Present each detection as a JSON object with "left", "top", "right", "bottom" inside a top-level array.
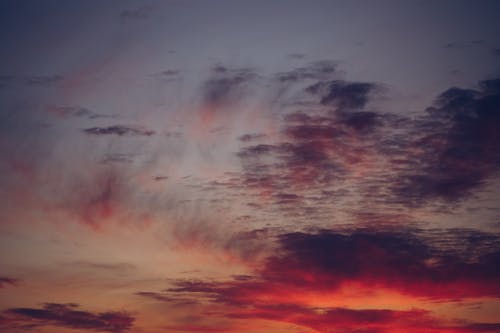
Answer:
[
  {"left": 1, "top": 303, "right": 134, "bottom": 333},
  {"left": 163, "top": 228, "right": 500, "bottom": 332}
]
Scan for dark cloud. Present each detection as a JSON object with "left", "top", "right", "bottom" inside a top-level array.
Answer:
[
  {"left": 444, "top": 40, "right": 485, "bottom": 49},
  {"left": 237, "top": 143, "right": 277, "bottom": 158},
  {"left": 170, "top": 228, "right": 500, "bottom": 302},
  {"left": 306, "top": 80, "right": 378, "bottom": 109},
  {"left": 2, "top": 303, "right": 134, "bottom": 333},
  {"left": 119, "top": 5, "right": 153, "bottom": 20},
  {"left": 194, "top": 66, "right": 259, "bottom": 127},
  {"left": 135, "top": 291, "right": 173, "bottom": 303},
  {"left": 0, "top": 74, "right": 64, "bottom": 88},
  {"left": 202, "top": 66, "right": 257, "bottom": 108},
  {"left": 228, "top": 305, "right": 425, "bottom": 331},
  {"left": 165, "top": 228, "right": 500, "bottom": 332},
  {"left": 46, "top": 106, "right": 113, "bottom": 120},
  {"left": 235, "top": 76, "right": 387, "bottom": 215},
  {"left": 159, "top": 69, "right": 180, "bottom": 77},
  {"left": 238, "top": 74, "right": 381, "bottom": 196},
  {"left": 393, "top": 78, "right": 500, "bottom": 204},
  {"left": 0, "top": 276, "right": 18, "bottom": 288},
  {"left": 226, "top": 304, "right": 500, "bottom": 333},
  {"left": 273, "top": 192, "right": 302, "bottom": 205},
  {"left": 287, "top": 53, "right": 306, "bottom": 60},
  {"left": 164, "top": 131, "right": 182, "bottom": 138},
  {"left": 83, "top": 125, "right": 155, "bottom": 136},
  {"left": 24, "top": 75, "right": 63, "bottom": 86},
  {"left": 265, "top": 229, "right": 500, "bottom": 299},
  {"left": 100, "top": 153, "right": 134, "bottom": 164},
  {"left": 135, "top": 291, "right": 198, "bottom": 306},
  {"left": 0, "top": 74, "right": 67, "bottom": 89},
  {"left": 275, "top": 61, "right": 337, "bottom": 83},
  {"left": 238, "top": 133, "right": 266, "bottom": 142},
  {"left": 336, "top": 110, "right": 381, "bottom": 132},
  {"left": 232, "top": 76, "right": 500, "bottom": 215},
  {"left": 150, "top": 69, "right": 181, "bottom": 82}
]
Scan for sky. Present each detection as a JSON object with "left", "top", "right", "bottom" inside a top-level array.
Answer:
[{"left": 1, "top": 0, "right": 500, "bottom": 332}]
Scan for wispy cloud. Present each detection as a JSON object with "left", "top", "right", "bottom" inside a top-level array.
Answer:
[
  {"left": 24, "top": 75, "right": 64, "bottom": 86},
  {"left": 119, "top": 5, "right": 154, "bottom": 20},
  {"left": 2, "top": 303, "right": 134, "bottom": 333},
  {"left": 83, "top": 125, "right": 155, "bottom": 136},
  {"left": 0, "top": 276, "right": 19, "bottom": 288}
]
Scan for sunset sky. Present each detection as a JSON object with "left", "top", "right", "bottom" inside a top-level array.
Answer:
[{"left": 1, "top": 1, "right": 500, "bottom": 332}]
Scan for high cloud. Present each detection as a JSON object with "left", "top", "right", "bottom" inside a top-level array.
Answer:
[{"left": 233, "top": 74, "right": 500, "bottom": 216}]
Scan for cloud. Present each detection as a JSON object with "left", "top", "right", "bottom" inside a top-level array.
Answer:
[
  {"left": 135, "top": 291, "right": 174, "bottom": 303},
  {"left": 392, "top": 78, "right": 500, "bottom": 204},
  {"left": 275, "top": 61, "right": 337, "bottom": 83},
  {"left": 59, "top": 168, "right": 133, "bottom": 229},
  {"left": 169, "top": 228, "right": 500, "bottom": 303},
  {"left": 226, "top": 304, "right": 500, "bottom": 333},
  {"left": 163, "top": 228, "right": 500, "bottom": 332},
  {"left": 24, "top": 75, "right": 63, "bottom": 86},
  {"left": 194, "top": 65, "right": 258, "bottom": 129},
  {"left": 158, "top": 69, "right": 180, "bottom": 77},
  {"left": 2, "top": 303, "right": 134, "bottom": 333},
  {"left": 264, "top": 229, "right": 500, "bottom": 299},
  {"left": 45, "top": 106, "right": 114, "bottom": 120},
  {"left": 443, "top": 40, "right": 485, "bottom": 49},
  {"left": 335, "top": 110, "right": 381, "bottom": 132},
  {"left": 100, "top": 153, "right": 135, "bottom": 164},
  {"left": 228, "top": 305, "right": 424, "bottom": 332},
  {"left": 149, "top": 69, "right": 181, "bottom": 82},
  {"left": 232, "top": 75, "right": 500, "bottom": 216},
  {"left": 238, "top": 133, "right": 266, "bottom": 142},
  {"left": 66, "top": 261, "right": 136, "bottom": 272},
  {"left": 83, "top": 125, "right": 155, "bottom": 136},
  {"left": 0, "top": 276, "right": 18, "bottom": 288},
  {"left": 0, "top": 74, "right": 64, "bottom": 89},
  {"left": 287, "top": 53, "right": 306, "bottom": 60},
  {"left": 202, "top": 66, "right": 257, "bottom": 108},
  {"left": 119, "top": 5, "right": 154, "bottom": 20},
  {"left": 135, "top": 291, "right": 198, "bottom": 306},
  {"left": 306, "top": 80, "right": 379, "bottom": 109},
  {"left": 235, "top": 75, "right": 387, "bottom": 214}
]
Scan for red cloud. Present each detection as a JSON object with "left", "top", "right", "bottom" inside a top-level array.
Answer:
[{"left": 164, "top": 229, "right": 500, "bottom": 332}]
